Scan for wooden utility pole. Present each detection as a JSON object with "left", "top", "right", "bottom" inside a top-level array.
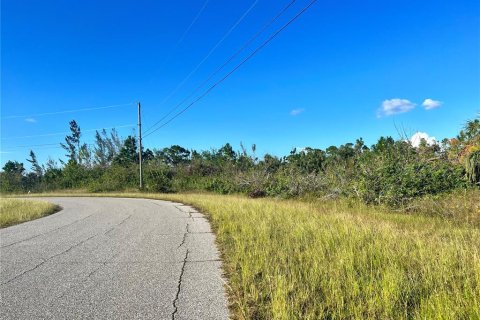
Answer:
[{"left": 137, "top": 101, "right": 143, "bottom": 189}]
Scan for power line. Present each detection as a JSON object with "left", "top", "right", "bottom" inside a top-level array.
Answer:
[
  {"left": 2, "top": 124, "right": 136, "bottom": 140},
  {"left": 152, "top": 0, "right": 259, "bottom": 113},
  {"left": 1, "top": 142, "right": 96, "bottom": 152},
  {"left": 4, "top": 143, "right": 59, "bottom": 149},
  {"left": 143, "top": 0, "right": 317, "bottom": 139},
  {"left": 1, "top": 123, "right": 136, "bottom": 153},
  {"left": 157, "top": 0, "right": 211, "bottom": 69},
  {"left": 176, "top": 0, "right": 211, "bottom": 48},
  {"left": 0, "top": 143, "right": 100, "bottom": 153},
  {"left": 144, "top": 0, "right": 298, "bottom": 135},
  {"left": 1, "top": 102, "right": 135, "bottom": 120}
]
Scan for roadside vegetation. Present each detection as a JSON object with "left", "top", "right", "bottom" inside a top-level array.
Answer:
[
  {"left": 0, "top": 198, "right": 60, "bottom": 228},
  {"left": 1, "top": 116, "right": 479, "bottom": 209},
  {"left": 14, "top": 191, "right": 479, "bottom": 319},
  {"left": 1, "top": 115, "right": 479, "bottom": 318},
  {"left": 163, "top": 193, "right": 479, "bottom": 319}
]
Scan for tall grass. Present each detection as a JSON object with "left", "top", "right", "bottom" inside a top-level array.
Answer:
[
  {"left": 406, "top": 189, "right": 480, "bottom": 227},
  {"left": 157, "top": 193, "right": 480, "bottom": 319},
  {"left": 13, "top": 191, "right": 480, "bottom": 319},
  {"left": 0, "top": 198, "right": 60, "bottom": 228}
]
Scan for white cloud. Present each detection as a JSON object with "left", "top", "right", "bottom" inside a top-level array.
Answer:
[
  {"left": 290, "top": 108, "right": 305, "bottom": 116},
  {"left": 25, "top": 118, "right": 37, "bottom": 123},
  {"left": 409, "top": 132, "right": 437, "bottom": 147},
  {"left": 422, "top": 98, "right": 442, "bottom": 110},
  {"left": 378, "top": 98, "right": 416, "bottom": 117}
]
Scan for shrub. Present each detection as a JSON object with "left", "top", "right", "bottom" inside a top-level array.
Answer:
[
  {"left": 88, "top": 165, "right": 137, "bottom": 192},
  {"left": 143, "top": 167, "right": 174, "bottom": 193}
]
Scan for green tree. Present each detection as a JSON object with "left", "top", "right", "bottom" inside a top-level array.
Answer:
[
  {"left": 286, "top": 148, "right": 326, "bottom": 174},
  {"left": 1, "top": 161, "right": 25, "bottom": 192},
  {"left": 113, "top": 136, "right": 138, "bottom": 166},
  {"left": 27, "top": 150, "right": 43, "bottom": 177},
  {"left": 218, "top": 143, "right": 236, "bottom": 162},
  {"left": 142, "top": 148, "right": 154, "bottom": 162},
  {"left": 93, "top": 130, "right": 109, "bottom": 167},
  {"left": 79, "top": 143, "right": 92, "bottom": 167},
  {"left": 62, "top": 160, "right": 86, "bottom": 188},
  {"left": 155, "top": 145, "right": 190, "bottom": 166},
  {"left": 3, "top": 160, "right": 25, "bottom": 174},
  {"left": 43, "top": 158, "right": 63, "bottom": 190},
  {"left": 93, "top": 129, "right": 124, "bottom": 167},
  {"left": 61, "top": 120, "right": 81, "bottom": 163}
]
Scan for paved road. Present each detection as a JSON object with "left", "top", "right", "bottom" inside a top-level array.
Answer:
[{"left": 0, "top": 197, "right": 229, "bottom": 319}]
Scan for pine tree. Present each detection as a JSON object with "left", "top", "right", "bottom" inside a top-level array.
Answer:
[
  {"left": 27, "top": 150, "right": 43, "bottom": 177},
  {"left": 60, "top": 120, "right": 81, "bottom": 163}
]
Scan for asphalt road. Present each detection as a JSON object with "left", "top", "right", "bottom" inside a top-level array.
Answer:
[{"left": 0, "top": 197, "right": 229, "bottom": 319}]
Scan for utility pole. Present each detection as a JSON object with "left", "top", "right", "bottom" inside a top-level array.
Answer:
[{"left": 137, "top": 101, "right": 143, "bottom": 189}]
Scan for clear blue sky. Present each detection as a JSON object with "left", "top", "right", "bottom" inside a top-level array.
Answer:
[{"left": 1, "top": 0, "right": 479, "bottom": 167}]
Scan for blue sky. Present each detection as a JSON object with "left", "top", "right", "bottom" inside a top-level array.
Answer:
[{"left": 1, "top": 0, "right": 479, "bottom": 167}]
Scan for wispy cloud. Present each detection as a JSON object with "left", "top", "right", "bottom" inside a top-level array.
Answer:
[
  {"left": 290, "top": 108, "right": 305, "bottom": 116},
  {"left": 378, "top": 98, "right": 416, "bottom": 117},
  {"left": 25, "top": 118, "right": 37, "bottom": 123},
  {"left": 422, "top": 98, "right": 442, "bottom": 110},
  {"left": 409, "top": 132, "right": 437, "bottom": 147}
]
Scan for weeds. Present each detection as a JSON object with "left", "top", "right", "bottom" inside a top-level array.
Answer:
[{"left": 0, "top": 198, "right": 60, "bottom": 228}]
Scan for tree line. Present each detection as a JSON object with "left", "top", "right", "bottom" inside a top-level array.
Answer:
[{"left": 1, "top": 117, "right": 479, "bottom": 206}]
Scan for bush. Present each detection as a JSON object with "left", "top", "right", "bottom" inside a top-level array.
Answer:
[
  {"left": 0, "top": 172, "right": 23, "bottom": 193},
  {"left": 355, "top": 158, "right": 465, "bottom": 206},
  {"left": 87, "top": 165, "right": 137, "bottom": 192},
  {"left": 204, "top": 176, "right": 237, "bottom": 194},
  {"left": 143, "top": 167, "right": 174, "bottom": 193}
]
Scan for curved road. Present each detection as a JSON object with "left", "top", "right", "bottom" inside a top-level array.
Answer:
[{"left": 0, "top": 197, "right": 229, "bottom": 319}]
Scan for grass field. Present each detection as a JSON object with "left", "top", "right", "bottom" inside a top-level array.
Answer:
[
  {"left": 158, "top": 192, "right": 480, "bottom": 319},
  {"left": 0, "top": 198, "right": 60, "bottom": 228},
  {"left": 10, "top": 190, "right": 480, "bottom": 319}
]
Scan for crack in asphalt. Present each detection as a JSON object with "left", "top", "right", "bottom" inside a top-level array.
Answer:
[
  {"left": 187, "top": 258, "right": 222, "bottom": 263},
  {"left": 1, "top": 198, "right": 228, "bottom": 319},
  {"left": 85, "top": 251, "right": 121, "bottom": 280},
  {"left": 52, "top": 216, "right": 134, "bottom": 299},
  {"left": 171, "top": 205, "right": 196, "bottom": 319},
  {"left": 52, "top": 216, "right": 135, "bottom": 301},
  {"left": 0, "top": 212, "right": 95, "bottom": 249},
  {"left": 177, "top": 223, "right": 190, "bottom": 249},
  {"left": 1, "top": 233, "right": 98, "bottom": 286},
  {"left": 174, "top": 205, "right": 197, "bottom": 221},
  {"left": 171, "top": 249, "right": 189, "bottom": 320},
  {"left": 54, "top": 250, "right": 119, "bottom": 301},
  {"left": 104, "top": 215, "right": 132, "bottom": 236},
  {"left": 1, "top": 212, "right": 132, "bottom": 286}
]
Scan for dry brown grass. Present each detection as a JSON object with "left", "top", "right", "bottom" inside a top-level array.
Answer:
[{"left": 0, "top": 198, "right": 60, "bottom": 228}]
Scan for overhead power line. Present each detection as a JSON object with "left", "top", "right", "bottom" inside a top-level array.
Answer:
[
  {"left": 2, "top": 124, "right": 136, "bottom": 140},
  {"left": 158, "top": 0, "right": 211, "bottom": 68},
  {"left": 1, "top": 142, "right": 96, "bottom": 151},
  {"left": 144, "top": 0, "right": 298, "bottom": 135},
  {"left": 1, "top": 102, "right": 135, "bottom": 120},
  {"left": 153, "top": 0, "right": 259, "bottom": 111},
  {"left": 5, "top": 143, "right": 59, "bottom": 149},
  {"left": 143, "top": 0, "right": 317, "bottom": 139},
  {"left": 176, "top": 0, "right": 211, "bottom": 48}
]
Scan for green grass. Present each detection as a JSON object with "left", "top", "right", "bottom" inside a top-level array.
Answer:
[
  {"left": 11, "top": 190, "right": 480, "bottom": 319},
  {"left": 0, "top": 198, "right": 60, "bottom": 228}
]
